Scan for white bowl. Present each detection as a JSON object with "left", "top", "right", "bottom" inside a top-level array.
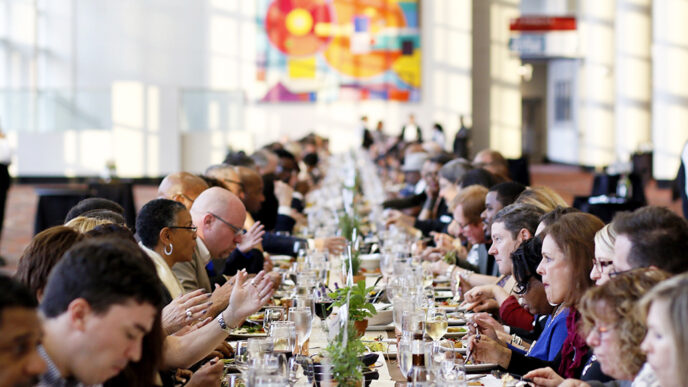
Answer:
[
  {"left": 359, "top": 253, "right": 380, "bottom": 271},
  {"left": 368, "top": 305, "right": 393, "bottom": 326}
]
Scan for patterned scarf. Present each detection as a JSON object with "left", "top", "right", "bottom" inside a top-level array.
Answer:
[{"left": 558, "top": 307, "right": 590, "bottom": 378}]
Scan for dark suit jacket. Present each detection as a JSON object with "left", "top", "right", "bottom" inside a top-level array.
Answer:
[
  {"left": 253, "top": 173, "right": 279, "bottom": 231},
  {"left": 262, "top": 232, "right": 306, "bottom": 257},
  {"left": 208, "top": 248, "right": 265, "bottom": 277}
]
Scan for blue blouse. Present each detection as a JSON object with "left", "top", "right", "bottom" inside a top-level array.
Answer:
[{"left": 521, "top": 308, "right": 569, "bottom": 361}]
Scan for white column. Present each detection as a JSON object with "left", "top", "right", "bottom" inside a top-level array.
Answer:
[
  {"left": 652, "top": 0, "right": 688, "bottom": 180},
  {"left": 577, "top": 0, "right": 616, "bottom": 167},
  {"left": 473, "top": 0, "right": 522, "bottom": 158},
  {"left": 614, "top": 0, "right": 652, "bottom": 162}
]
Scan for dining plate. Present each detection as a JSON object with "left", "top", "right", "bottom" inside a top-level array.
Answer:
[
  {"left": 444, "top": 326, "right": 469, "bottom": 338},
  {"left": 434, "top": 290, "right": 453, "bottom": 299},
  {"left": 366, "top": 322, "right": 395, "bottom": 331}
]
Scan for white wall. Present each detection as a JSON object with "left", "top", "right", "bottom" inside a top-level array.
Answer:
[{"left": 0, "top": 0, "right": 473, "bottom": 177}]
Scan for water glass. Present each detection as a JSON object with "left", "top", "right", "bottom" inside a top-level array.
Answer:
[
  {"left": 288, "top": 307, "right": 313, "bottom": 352},
  {"left": 263, "top": 307, "right": 284, "bottom": 333},
  {"left": 269, "top": 321, "right": 296, "bottom": 355}
]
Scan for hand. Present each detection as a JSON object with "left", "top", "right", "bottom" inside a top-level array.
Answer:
[
  {"left": 524, "top": 367, "right": 568, "bottom": 387},
  {"left": 184, "top": 358, "right": 223, "bottom": 387},
  {"left": 267, "top": 271, "right": 282, "bottom": 288},
  {"left": 213, "top": 341, "right": 234, "bottom": 359},
  {"left": 384, "top": 209, "right": 415, "bottom": 228},
  {"left": 263, "top": 254, "right": 274, "bottom": 272},
  {"left": 225, "top": 270, "right": 274, "bottom": 327},
  {"left": 429, "top": 260, "right": 451, "bottom": 275},
  {"left": 421, "top": 246, "right": 444, "bottom": 262},
  {"left": 209, "top": 278, "right": 235, "bottom": 317},
  {"left": 316, "top": 236, "right": 346, "bottom": 254},
  {"left": 162, "top": 289, "right": 212, "bottom": 334},
  {"left": 472, "top": 313, "right": 504, "bottom": 334},
  {"left": 463, "top": 285, "right": 496, "bottom": 305},
  {"left": 432, "top": 232, "right": 455, "bottom": 251},
  {"left": 462, "top": 298, "right": 499, "bottom": 313},
  {"left": 238, "top": 221, "right": 265, "bottom": 253},
  {"left": 469, "top": 313, "right": 504, "bottom": 343},
  {"left": 274, "top": 181, "right": 294, "bottom": 207},
  {"left": 467, "top": 334, "right": 511, "bottom": 368}
]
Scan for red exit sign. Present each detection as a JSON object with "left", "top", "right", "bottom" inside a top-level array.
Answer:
[{"left": 510, "top": 16, "right": 577, "bottom": 32}]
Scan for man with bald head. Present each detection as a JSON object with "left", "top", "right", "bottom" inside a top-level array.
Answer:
[
  {"left": 473, "top": 150, "right": 510, "bottom": 181},
  {"left": 158, "top": 172, "right": 209, "bottom": 209},
  {"left": 205, "top": 164, "right": 244, "bottom": 201},
  {"left": 167, "top": 187, "right": 248, "bottom": 318}
]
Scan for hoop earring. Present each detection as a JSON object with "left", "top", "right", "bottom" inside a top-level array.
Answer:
[{"left": 164, "top": 243, "right": 173, "bottom": 256}]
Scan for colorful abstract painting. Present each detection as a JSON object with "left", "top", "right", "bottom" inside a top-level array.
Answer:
[{"left": 257, "top": 0, "right": 421, "bottom": 102}]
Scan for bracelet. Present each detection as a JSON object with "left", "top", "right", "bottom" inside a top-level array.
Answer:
[
  {"left": 511, "top": 334, "right": 522, "bottom": 346},
  {"left": 217, "top": 311, "right": 235, "bottom": 333}
]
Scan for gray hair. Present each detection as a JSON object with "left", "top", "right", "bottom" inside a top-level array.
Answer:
[
  {"left": 493, "top": 203, "right": 545, "bottom": 239},
  {"left": 438, "top": 158, "right": 473, "bottom": 184}
]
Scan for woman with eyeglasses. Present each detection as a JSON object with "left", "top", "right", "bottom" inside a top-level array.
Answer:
[
  {"left": 589, "top": 224, "right": 616, "bottom": 286},
  {"left": 525, "top": 268, "right": 670, "bottom": 387},
  {"left": 137, "top": 198, "right": 211, "bottom": 334},
  {"left": 468, "top": 212, "right": 604, "bottom": 379},
  {"left": 469, "top": 236, "right": 566, "bottom": 363}
]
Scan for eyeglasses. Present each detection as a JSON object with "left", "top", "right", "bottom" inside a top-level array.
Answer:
[
  {"left": 169, "top": 225, "right": 198, "bottom": 232},
  {"left": 590, "top": 323, "right": 614, "bottom": 339},
  {"left": 593, "top": 259, "right": 614, "bottom": 273},
  {"left": 207, "top": 212, "right": 246, "bottom": 235}
]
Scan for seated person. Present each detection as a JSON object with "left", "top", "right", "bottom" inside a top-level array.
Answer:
[
  {"left": 611, "top": 206, "right": 688, "bottom": 275},
  {"left": 481, "top": 182, "right": 526, "bottom": 240},
  {"left": 468, "top": 213, "right": 604, "bottom": 379},
  {"left": 14, "top": 226, "right": 85, "bottom": 301},
  {"left": 0, "top": 274, "right": 46, "bottom": 386},
  {"left": 471, "top": 237, "right": 564, "bottom": 362},
  {"left": 637, "top": 272, "right": 688, "bottom": 387},
  {"left": 437, "top": 204, "right": 543, "bottom": 319},
  {"left": 385, "top": 154, "right": 455, "bottom": 235},
  {"left": 64, "top": 197, "right": 124, "bottom": 224},
  {"left": 589, "top": 224, "right": 616, "bottom": 286},
  {"left": 526, "top": 268, "right": 670, "bottom": 387}
]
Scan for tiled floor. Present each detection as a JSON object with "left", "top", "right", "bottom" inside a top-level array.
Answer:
[{"left": 0, "top": 164, "right": 681, "bottom": 274}]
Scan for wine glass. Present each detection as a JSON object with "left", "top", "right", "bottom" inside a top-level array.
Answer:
[
  {"left": 288, "top": 307, "right": 312, "bottom": 355},
  {"left": 269, "top": 321, "right": 296, "bottom": 358},
  {"left": 313, "top": 291, "right": 333, "bottom": 331},
  {"left": 425, "top": 309, "right": 449, "bottom": 347}
]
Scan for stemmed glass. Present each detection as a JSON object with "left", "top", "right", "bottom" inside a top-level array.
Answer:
[
  {"left": 269, "top": 321, "right": 296, "bottom": 358},
  {"left": 288, "top": 307, "right": 313, "bottom": 356},
  {"left": 313, "top": 290, "right": 333, "bottom": 331},
  {"left": 425, "top": 309, "right": 449, "bottom": 348}
]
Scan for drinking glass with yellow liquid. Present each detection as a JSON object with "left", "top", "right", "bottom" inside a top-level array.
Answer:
[{"left": 425, "top": 309, "right": 448, "bottom": 345}]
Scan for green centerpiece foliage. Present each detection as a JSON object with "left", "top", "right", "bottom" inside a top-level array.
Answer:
[
  {"left": 338, "top": 211, "right": 361, "bottom": 242},
  {"left": 328, "top": 280, "right": 377, "bottom": 322},
  {"left": 325, "top": 321, "right": 366, "bottom": 386}
]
